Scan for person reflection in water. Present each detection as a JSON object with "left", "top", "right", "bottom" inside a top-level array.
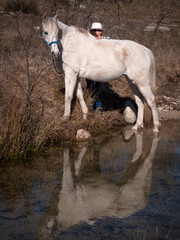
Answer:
[{"left": 36, "top": 129, "right": 159, "bottom": 239}]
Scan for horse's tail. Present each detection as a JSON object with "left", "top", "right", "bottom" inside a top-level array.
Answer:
[
  {"left": 144, "top": 51, "right": 156, "bottom": 126},
  {"left": 150, "top": 52, "right": 157, "bottom": 95}
]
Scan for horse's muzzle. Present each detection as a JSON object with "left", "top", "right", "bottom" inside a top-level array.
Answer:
[
  {"left": 51, "top": 50, "right": 60, "bottom": 56},
  {"left": 50, "top": 44, "right": 60, "bottom": 56}
]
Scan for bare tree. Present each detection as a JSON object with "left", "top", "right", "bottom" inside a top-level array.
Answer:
[
  {"left": 83, "top": 0, "right": 95, "bottom": 29},
  {"left": 149, "top": 0, "right": 174, "bottom": 46}
]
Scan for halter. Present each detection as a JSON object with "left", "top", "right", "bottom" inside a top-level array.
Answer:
[{"left": 42, "top": 37, "right": 61, "bottom": 49}]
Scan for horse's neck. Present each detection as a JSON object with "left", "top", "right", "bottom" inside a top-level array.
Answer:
[{"left": 57, "top": 20, "right": 68, "bottom": 32}]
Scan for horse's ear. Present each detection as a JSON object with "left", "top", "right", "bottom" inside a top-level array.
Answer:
[
  {"left": 43, "top": 13, "right": 48, "bottom": 22},
  {"left": 54, "top": 13, "right": 58, "bottom": 21}
]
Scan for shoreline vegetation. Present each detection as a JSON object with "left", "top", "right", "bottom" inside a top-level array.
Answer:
[{"left": 0, "top": 0, "right": 179, "bottom": 160}]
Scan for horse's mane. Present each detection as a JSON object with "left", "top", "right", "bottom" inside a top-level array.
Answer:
[{"left": 75, "top": 27, "right": 91, "bottom": 37}]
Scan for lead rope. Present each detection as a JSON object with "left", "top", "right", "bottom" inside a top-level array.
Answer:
[
  {"left": 42, "top": 36, "right": 77, "bottom": 75},
  {"left": 52, "top": 54, "right": 64, "bottom": 75},
  {"left": 51, "top": 53, "right": 78, "bottom": 75}
]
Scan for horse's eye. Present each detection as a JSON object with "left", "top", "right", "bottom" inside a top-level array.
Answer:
[{"left": 45, "top": 31, "right": 48, "bottom": 35}]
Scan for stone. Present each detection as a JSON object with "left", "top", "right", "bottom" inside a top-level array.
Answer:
[
  {"left": 123, "top": 106, "right": 136, "bottom": 123},
  {"left": 76, "top": 129, "right": 91, "bottom": 141}
]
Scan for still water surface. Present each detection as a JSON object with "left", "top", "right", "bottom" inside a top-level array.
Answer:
[{"left": 0, "top": 120, "right": 180, "bottom": 240}]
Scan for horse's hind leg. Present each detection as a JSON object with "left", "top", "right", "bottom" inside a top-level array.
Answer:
[
  {"left": 127, "top": 79, "right": 144, "bottom": 130},
  {"left": 76, "top": 80, "right": 88, "bottom": 119},
  {"left": 132, "top": 95, "right": 144, "bottom": 130},
  {"left": 137, "top": 85, "right": 160, "bottom": 132}
]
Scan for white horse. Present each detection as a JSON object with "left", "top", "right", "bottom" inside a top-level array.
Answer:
[{"left": 41, "top": 15, "right": 160, "bottom": 132}]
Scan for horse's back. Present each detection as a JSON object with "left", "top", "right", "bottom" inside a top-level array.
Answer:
[
  {"left": 85, "top": 38, "right": 153, "bottom": 66},
  {"left": 63, "top": 31, "right": 153, "bottom": 82}
]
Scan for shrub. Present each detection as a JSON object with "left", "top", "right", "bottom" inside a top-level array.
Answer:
[{"left": 5, "top": 0, "right": 39, "bottom": 15}]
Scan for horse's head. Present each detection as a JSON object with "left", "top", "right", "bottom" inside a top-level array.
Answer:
[{"left": 42, "top": 14, "right": 60, "bottom": 56}]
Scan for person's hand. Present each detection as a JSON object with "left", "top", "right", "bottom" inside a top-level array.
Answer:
[{"left": 96, "top": 36, "right": 104, "bottom": 40}]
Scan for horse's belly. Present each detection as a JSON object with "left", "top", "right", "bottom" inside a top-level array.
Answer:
[{"left": 80, "top": 67, "right": 125, "bottom": 82}]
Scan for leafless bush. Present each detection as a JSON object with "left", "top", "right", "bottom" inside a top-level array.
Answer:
[
  {"left": 0, "top": 14, "right": 54, "bottom": 160},
  {"left": 5, "top": 0, "right": 39, "bottom": 15}
]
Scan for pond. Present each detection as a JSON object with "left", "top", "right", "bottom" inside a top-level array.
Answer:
[{"left": 0, "top": 120, "right": 180, "bottom": 240}]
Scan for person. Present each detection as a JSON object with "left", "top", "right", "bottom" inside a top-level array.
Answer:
[{"left": 86, "top": 22, "right": 108, "bottom": 112}]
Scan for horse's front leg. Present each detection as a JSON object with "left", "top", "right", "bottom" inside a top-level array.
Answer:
[
  {"left": 76, "top": 80, "right": 88, "bottom": 120},
  {"left": 63, "top": 71, "right": 77, "bottom": 120}
]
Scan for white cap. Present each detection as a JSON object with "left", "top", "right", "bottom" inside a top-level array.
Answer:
[{"left": 90, "top": 22, "right": 104, "bottom": 31}]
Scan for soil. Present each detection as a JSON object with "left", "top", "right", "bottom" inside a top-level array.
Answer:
[
  {"left": 157, "top": 93, "right": 180, "bottom": 121},
  {"left": 156, "top": 79, "right": 180, "bottom": 121}
]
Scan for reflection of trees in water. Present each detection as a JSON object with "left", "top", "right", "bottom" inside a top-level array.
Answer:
[
  {"left": 0, "top": 153, "right": 63, "bottom": 207},
  {"left": 36, "top": 128, "right": 159, "bottom": 240}
]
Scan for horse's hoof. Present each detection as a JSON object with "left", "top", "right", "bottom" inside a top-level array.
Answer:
[
  {"left": 153, "top": 127, "right": 159, "bottom": 133},
  {"left": 132, "top": 123, "right": 143, "bottom": 131},
  {"left": 62, "top": 115, "right": 70, "bottom": 121},
  {"left": 83, "top": 114, "right": 87, "bottom": 120},
  {"left": 132, "top": 125, "right": 138, "bottom": 131}
]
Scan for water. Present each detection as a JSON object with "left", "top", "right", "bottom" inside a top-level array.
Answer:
[{"left": 0, "top": 120, "right": 180, "bottom": 240}]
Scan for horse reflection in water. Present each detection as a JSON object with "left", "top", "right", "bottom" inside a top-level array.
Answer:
[{"left": 36, "top": 130, "right": 159, "bottom": 239}]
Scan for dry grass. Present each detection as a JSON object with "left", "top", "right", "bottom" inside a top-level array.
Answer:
[
  {"left": 0, "top": 0, "right": 179, "bottom": 160},
  {"left": 156, "top": 46, "right": 180, "bottom": 90}
]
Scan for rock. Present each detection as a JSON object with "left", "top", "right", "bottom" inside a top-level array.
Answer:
[
  {"left": 76, "top": 129, "right": 91, "bottom": 141},
  {"left": 123, "top": 106, "right": 136, "bottom": 123},
  {"left": 144, "top": 24, "right": 170, "bottom": 32},
  {"left": 34, "top": 26, "right": 40, "bottom": 30}
]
